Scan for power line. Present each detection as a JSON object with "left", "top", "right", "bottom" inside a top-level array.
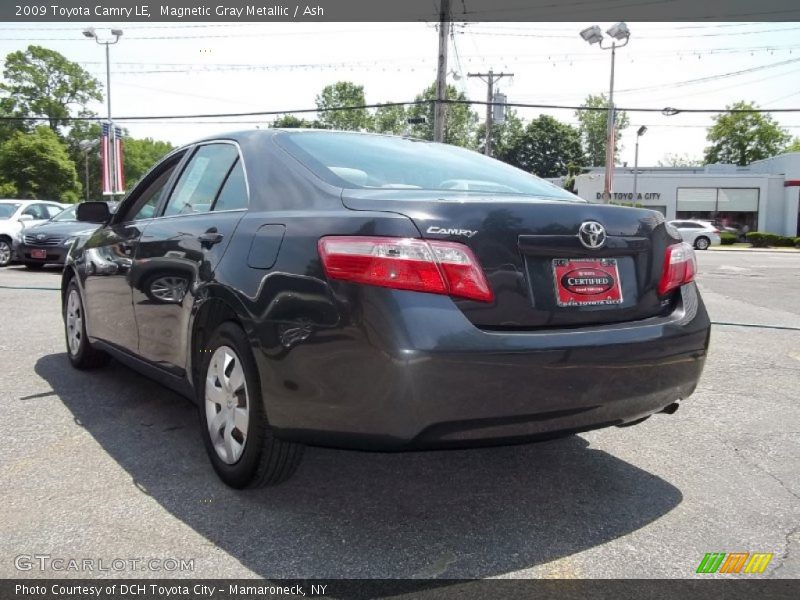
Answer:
[{"left": 4, "top": 99, "right": 800, "bottom": 123}]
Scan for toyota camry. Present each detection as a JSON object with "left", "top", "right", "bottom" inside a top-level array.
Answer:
[{"left": 62, "top": 130, "right": 710, "bottom": 488}]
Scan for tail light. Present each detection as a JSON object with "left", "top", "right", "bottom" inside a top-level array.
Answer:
[
  {"left": 318, "top": 236, "right": 494, "bottom": 303},
  {"left": 658, "top": 242, "right": 697, "bottom": 296}
]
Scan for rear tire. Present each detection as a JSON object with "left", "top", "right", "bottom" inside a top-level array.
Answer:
[
  {"left": 694, "top": 236, "right": 710, "bottom": 250},
  {"left": 24, "top": 262, "right": 45, "bottom": 270},
  {"left": 198, "top": 321, "right": 303, "bottom": 488},
  {"left": 63, "top": 280, "right": 110, "bottom": 369}
]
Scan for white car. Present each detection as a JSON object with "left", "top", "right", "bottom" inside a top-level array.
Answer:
[
  {"left": 0, "top": 200, "right": 67, "bottom": 266},
  {"left": 668, "top": 219, "right": 721, "bottom": 250}
]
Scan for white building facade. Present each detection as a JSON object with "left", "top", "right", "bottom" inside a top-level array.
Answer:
[{"left": 573, "top": 153, "right": 800, "bottom": 236}]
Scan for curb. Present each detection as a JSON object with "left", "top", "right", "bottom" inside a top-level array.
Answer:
[{"left": 707, "top": 247, "right": 800, "bottom": 254}]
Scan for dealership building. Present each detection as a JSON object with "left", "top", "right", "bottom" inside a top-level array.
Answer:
[{"left": 573, "top": 152, "right": 800, "bottom": 236}]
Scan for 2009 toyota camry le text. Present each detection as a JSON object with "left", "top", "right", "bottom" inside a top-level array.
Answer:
[{"left": 61, "top": 130, "right": 710, "bottom": 488}]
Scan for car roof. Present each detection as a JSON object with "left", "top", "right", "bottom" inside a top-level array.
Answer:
[{"left": 0, "top": 199, "right": 63, "bottom": 205}]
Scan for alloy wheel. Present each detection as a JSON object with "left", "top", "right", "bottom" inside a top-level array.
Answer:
[
  {"left": 65, "top": 289, "right": 83, "bottom": 356},
  {"left": 0, "top": 240, "right": 10, "bottom": 266},
  {"left": 205, "top": 345, "right": 249, "bottom": 464}
]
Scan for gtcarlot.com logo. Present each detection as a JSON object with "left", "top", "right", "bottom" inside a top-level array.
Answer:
[{"left": 14, "top": 554, "right": 194, "bottom": 573}]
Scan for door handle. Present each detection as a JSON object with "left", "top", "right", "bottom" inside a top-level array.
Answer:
[{"left": 198, "top": 230, "right": 224, "bottom": 248}]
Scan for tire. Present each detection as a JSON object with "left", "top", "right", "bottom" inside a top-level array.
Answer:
[
  {"left": 0, "top": 237, "right": 12, "bottom": 267},
  {"left": 198, "top": 321, "right": 303, "bottom": 488},
  {"left": 694, "top": 236, "right": 710, "bottom": 250},
  {"left": 63, "top": 280, "right": 110, "bottom": 369},
  {"left": 24, "top": 262, "right": 45, "bottom": 270}
]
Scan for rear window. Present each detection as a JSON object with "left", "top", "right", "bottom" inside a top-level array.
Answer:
[
  {"left": 278, "top": 132, "right": 581, "bottom": 200},
  {"left": 0, "top": 203, "right": 20, "bottom": 219}
]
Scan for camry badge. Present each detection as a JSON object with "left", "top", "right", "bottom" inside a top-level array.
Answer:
[{"left": 578, "top": 221, "right": 607, "bottom": 249}]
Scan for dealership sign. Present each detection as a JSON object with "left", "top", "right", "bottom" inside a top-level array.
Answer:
[{"left": 596, "top": 192, "right": 662, "bottom": 201}]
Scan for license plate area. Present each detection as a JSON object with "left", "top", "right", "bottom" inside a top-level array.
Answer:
[
  {"left": 552, "top": 258, "right": 623, "bottom": 307},
  {"left": 31, "top": 249, "right": 47, "bottom": 259}
]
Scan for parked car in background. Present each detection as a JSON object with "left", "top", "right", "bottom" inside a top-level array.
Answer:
[
  {"left": 0, "top": 200, "right": 67, "bottom": 267},
  {"left": 62, "top": 130, "right": 710, "bottom": 489},
  {"left": 668, "top": 220, "right": 721, "bottom": 250},
  {"left": 15, "top": 203, "right": 117, "bottom": 269}
]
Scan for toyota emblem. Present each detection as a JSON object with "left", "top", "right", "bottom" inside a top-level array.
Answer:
[
  {"left": 36, "top": 234, "right": 46, "bottom": 240},
  {"left": 578, "top": 221, "right": 607, "bottom": 249}
]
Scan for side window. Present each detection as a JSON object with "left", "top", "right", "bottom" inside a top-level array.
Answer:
[
  {"left": 45, "top": 204, "right": 64, "bottom": 218},
  {"left": 213, "top": 159, "right": 248, "bottom": 212},
  {"left": 164, "top": 144, "right": 238, "bottom": 217},
  {"left": 121, "top": 154, "right": 184, "bottom": 222},
  {"left": 22, "top": 204, "right": 47, "bottom": 219}
]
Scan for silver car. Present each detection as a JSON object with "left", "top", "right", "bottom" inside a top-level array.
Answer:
[{"left": 668, "top": 220, "right": 721, "bottom": 250}]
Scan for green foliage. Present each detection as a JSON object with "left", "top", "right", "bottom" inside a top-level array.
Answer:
[
  {"left": 720, "top": 232, "right": 738, "bottom": 245},
  {"left": 785, "top": 138, "right": 800, "bottom": 153},
  {"left": 495, "top": 115, "right": 585, "bottom": 178},
  {"left": 746, "top": 232, "right": 797, "bottom": 248},
  {"left": 1, "top": 45, "right": 101, "bottom": 133},
  {"left": 123, "top": 137, "right": 175, "bottom": 188},
  {"left": 0, "top": 180, "right": 17, "bottom": 197},
  {"left": 406, "top": 83, "right": 478, "bottom": 148},
  {"left": 474, "top": 109, "right": 524, "bottom": 157},
  {"left": 315, "top": 81, "right": 371, "bottom": 131},
  {"left": 0, "top": 125, "right": 80, "bottom": 199},
  {"left": 272, "top": 114, "right": 318, "bottom": 128},
  {"left": 704, "top": 101, "right": 792, "bottom": 166},
  {"left": 795, "top": 237, "right": 800, "bottom": 248},
  {"left": 372, "top": 103, "right": 408, "bottom": 135},
  {"left": 575, "top": 94, "right": 629, "bottom": 167}
]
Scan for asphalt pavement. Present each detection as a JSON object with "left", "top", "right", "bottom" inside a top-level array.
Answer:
[{"left": 0, "top": 251, "right": 797, "bottom": 579}]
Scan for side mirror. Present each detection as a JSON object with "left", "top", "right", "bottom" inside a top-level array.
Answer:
[
  {"left": 76, "top": 202, "right": 111, "bottom": 224},
  {"left": 18, "top": 214, "right": 33, "bottom": 222}
]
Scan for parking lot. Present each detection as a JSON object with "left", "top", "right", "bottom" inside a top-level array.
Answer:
[{"left": 0, "top": 250, "right": 798, "bottom": 579}]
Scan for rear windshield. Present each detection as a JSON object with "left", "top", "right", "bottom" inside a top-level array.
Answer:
[
  {"left": 279, "top": 132, "right": 581, "bottom": 200},
  {"left": 0, "top": 203, "right": 20, "bottom": 219}
]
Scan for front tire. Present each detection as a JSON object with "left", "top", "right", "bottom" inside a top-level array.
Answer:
[
  {"left": 694, "top": 236, "right": 710, "bottom": 250},
  {"left": 198, "top": 321, "right": 303, "bottom": 488},
  {"left": 0, "top": 237, "right": 12, "bottom": 267},
  {"left": 63, "top": 280, "right": 110, "bottom": 369}
]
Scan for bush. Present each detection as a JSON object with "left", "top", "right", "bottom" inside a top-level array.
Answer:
[
  {"left": 720, "top": 232, "right": 737, "bottom": 245},
  {"left": 795, "top": 237, "right": 800, "bottom": 248},
  {"left": 746, "top": 231, "right": 797, "bottom": 248}
]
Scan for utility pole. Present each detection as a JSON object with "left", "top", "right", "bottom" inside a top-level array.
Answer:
[
  {"left": 433, "top": 0, "right": 450, "bottom": 143},
  {"left": 468, "top": 69, "right": 513, "bottom": 156}
]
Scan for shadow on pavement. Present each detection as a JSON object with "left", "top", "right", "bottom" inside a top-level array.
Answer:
[{"left": 36, "top": 352, "right": 682, "bottom": 578}]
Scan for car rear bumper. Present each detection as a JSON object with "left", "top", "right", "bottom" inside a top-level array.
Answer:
[
  {"left": 16, "top": 243, "right": 68, "bottom": 265},
  {"left": 257, "top": 283, "right": 710, "bottom": 450}
]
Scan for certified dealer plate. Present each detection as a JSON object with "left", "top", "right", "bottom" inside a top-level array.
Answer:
[
  {"left": 552, "top": 258, "right": 623, "bottom": 307},
  {"left": 31, "top": 249, "right": 47, "bottom": 260}
]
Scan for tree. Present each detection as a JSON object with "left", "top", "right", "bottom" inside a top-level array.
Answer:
[
  {"left": 575, "top": 94, "right": 629, "bottom": 167},
  {"left": 0, "top": 126, "right": 81, "bottom": 200},
  {"left": 704, "top": 101, "right": 791, "bottom": 166},
  {"left": 64, "top": 121, "right": 102, "bottom": 200},
  {"left": 406, "top": 83, "right": 478, "bottom": 148},
  {"left": 372, "top": 103, "right": 407, "bottom": 135},
  {"left": 475, "top": 109, "right": 524, "bottom": 157},
  {"left": 1, "top": 45, "right": 101, "bottom": 133},
  {"left": 123, "top": 137, "right": 174, "bottom": 187},
  {"left": 496, "top": 115, "right": 585, "bottom": 178},
  {"left": 781, "top": 137, "right": 800, "bottom": 153},
  {"left": 658, "top": 153, "right": 703, "bottom": 167},
  {"left": 272, "top": 114, "right": 317, "bottom": 128},
  {"left": 315, "top": 81, "right": 371, "bottom": 131}
]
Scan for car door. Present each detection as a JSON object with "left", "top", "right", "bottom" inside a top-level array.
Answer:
[
  {"left": 131, "top": 141, "right": 248, "bottom": 375},
  {"left": 81, "top": 151, "right": 187, "bottom": 352}
]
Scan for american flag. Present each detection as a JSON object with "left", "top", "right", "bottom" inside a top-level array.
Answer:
[{"left": 101, "top": 122, "right": 125, "bottom": 195}]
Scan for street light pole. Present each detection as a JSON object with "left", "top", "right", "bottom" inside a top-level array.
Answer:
[
  {"left": 579, "top": 22, "right": 630, "bottom": 202},
  {"left": 632, "top": 125, "right": 647, "bottom": 202},
  {"left": 83, "top": 27, "right": 123, "bottom": 195}
]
